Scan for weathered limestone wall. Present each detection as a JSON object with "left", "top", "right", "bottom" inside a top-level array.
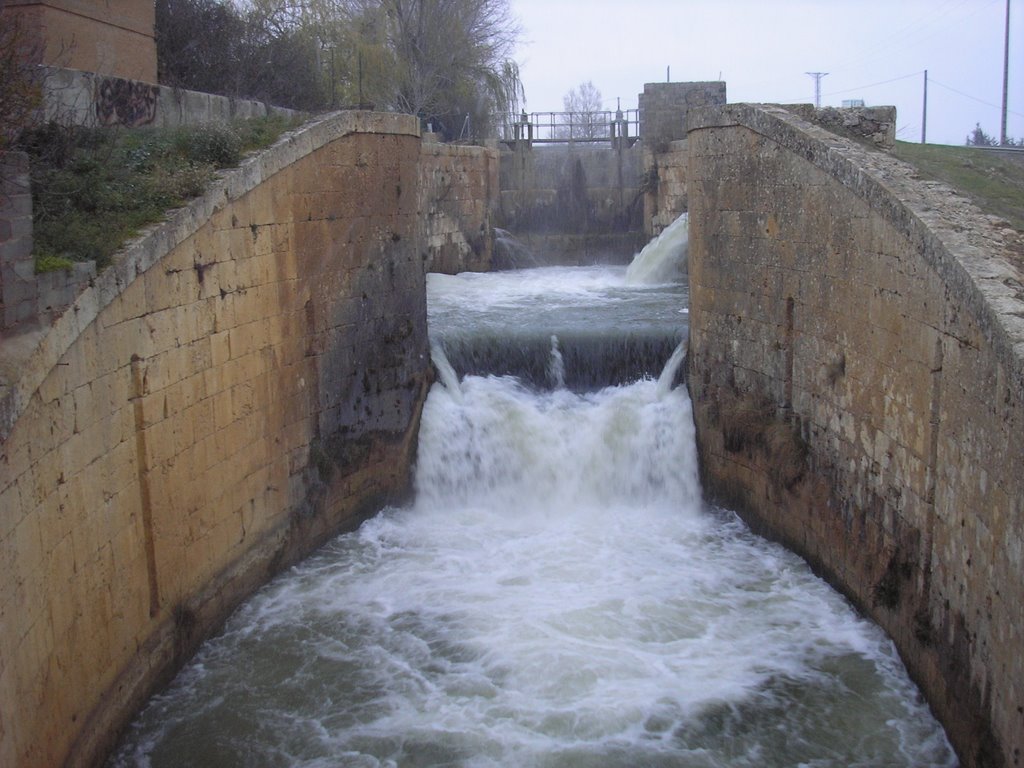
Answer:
[
  {"left": 419, "top": 137, "right": 499, "bottom": 274},
  {"left": 687, "top": 103, "right": 1024, "bottom": 768},
  {"left": 642, "top": 139, "right": 688, "bottom": 235},
  {"left": 2, "top": 1, "right": 157, "bottom": 84},
  {"left": 638, "top": 101, "right": 891, "bottom": 237},
  {"left": 635, "top": 82, "right": 724, "bottom": 237},
  {"left": 0, "top": 111, "right": 497, "bottom": 768},
  {"left": 638, "top": 81, "right": 726, "bottom": 151}
]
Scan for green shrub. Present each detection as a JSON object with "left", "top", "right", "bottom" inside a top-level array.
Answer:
[
  {"left": 177, "top": 123, "right": 242, "bottom": 167},
  {"left": 34, "top": 253, "right": 75, "bottom": 273},
  {"left": 23, "top": 115, "right": 299, "bottom": 269}
]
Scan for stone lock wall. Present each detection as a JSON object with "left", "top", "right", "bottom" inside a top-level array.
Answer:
[
  {"left": 497, "top": 143, "right": 644, "bottom": 264},
  {"left": 0, "top": 111, "right": 497, "bottom": 768},
  {"left": 642, "top": 139, "right": 688, "bottom": 236},
  {"left": 636, "top": 83, "right": 724, "bottom": 237},
  {"left": 420, "top": 138, "right": 499, "bottom": 274},
  {"left": 686, "top": 103, "right": 1024, "bottom": 768}
]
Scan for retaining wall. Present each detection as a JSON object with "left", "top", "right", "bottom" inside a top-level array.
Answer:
[
  {"left": 0, "top": 111, "right": 496, "bottom": 768},
  {"left": 40, "top": 67, "right": 301, "bottom": 129},
  {"left": 687, "top": 103, "right": 1024, "bottom": 768}
]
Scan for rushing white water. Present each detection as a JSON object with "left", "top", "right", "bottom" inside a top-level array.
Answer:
[
  {"left": 625, "top": 213, "right": 689, "bottom": 285},
  {"left": 547, "top": 335, "right": 565, "bottom": 389},
  {"left": 427, "top": 266, "right": 688, "bottom": 390},
  {"left": 109, "top": 266, "right": 955, "bottom": 768}
]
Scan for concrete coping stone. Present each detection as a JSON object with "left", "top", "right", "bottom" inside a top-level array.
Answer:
[
  {"left": 686, "top": 102, "right": 1024, "bottom": 400},
  {"left": 0, "top": 110, "right": 422, "bottom": 442}
]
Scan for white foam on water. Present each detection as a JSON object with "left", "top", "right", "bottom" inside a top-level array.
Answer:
[{"left": 625, "top": 213, "right": 689, "bottom": 285}]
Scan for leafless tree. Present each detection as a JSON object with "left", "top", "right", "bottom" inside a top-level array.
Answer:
[
  {"left": 560, "top": 80, "right": 605, "bottom": 141},
  {"left": 155, "top": 0, "right": 522, "bottom": 137},
  {"left": 375, "top": 0, "right": 521, "bottom": 139}
]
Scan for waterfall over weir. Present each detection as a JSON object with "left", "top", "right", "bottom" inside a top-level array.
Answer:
[
  {"left": 428, "top": 266, "right": 688, "bottom": 392},
  {"left": 110, "top": 255, "right": 954, "bottom": 766}
]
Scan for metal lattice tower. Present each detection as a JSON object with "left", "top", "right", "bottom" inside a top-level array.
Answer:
[{"left": 805, "top": 72, "right": 829, "bottom": 108}]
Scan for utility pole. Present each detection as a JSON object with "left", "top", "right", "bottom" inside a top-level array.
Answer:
[
  {"left": 922, "top": 69, "right": 928, "bottom": 144},
  {"left": 805, "top": 72, "right": 828, "bottom": 108},
  {"left": 1001, "top": 0, "right": 1011, "bottom": 145}
]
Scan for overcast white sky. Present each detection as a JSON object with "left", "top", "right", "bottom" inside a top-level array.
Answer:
[{"left": 509, "top": 0, "right": 1022, "bottom": 146}]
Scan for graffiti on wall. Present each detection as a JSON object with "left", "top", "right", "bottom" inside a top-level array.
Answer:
[{"left": 95, "top": 77, "right": 159, "bottom": 127}]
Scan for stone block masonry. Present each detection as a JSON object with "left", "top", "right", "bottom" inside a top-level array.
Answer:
[
  {"left": 687, "top": 103, "right": 1024, "bottom": 768},
  {"left": 0, "top": 111, "right": 497, "bottom": 768},
  {"left": 638, "top": 81, "right": 726, "bottom": 151},
  {"left": 642, "top": 139, "right": 689, "bottom": 236},
  {"left": 636, "top": 82, "right": 724, "bottom": 237}
]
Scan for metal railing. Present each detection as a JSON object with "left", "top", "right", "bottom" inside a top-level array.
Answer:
[{"left": 501, "top": 110, "right": 640, "bottom": 145}]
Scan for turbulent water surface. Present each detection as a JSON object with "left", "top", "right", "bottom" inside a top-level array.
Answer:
[{"left": 110, "top": 261, "right": 954, "bottom": 768}]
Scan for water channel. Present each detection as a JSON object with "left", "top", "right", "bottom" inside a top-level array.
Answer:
[{"left": 110, "top": 223, "right": 955, "bottom": 767}]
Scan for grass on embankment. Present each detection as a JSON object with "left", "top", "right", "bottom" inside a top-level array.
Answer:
[
  {"left": 894, "top": 141, "right": 1024, "bottom": 233},
  {"left": 22, "top": 114, "right": 303, "bottom": 272}
]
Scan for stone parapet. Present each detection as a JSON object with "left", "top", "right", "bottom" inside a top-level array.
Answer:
[
  {"left": 781, "top": 103, "right": 898, "bottom": 149},
  {"left": 686, "top": 102, "right": 1024, "bottom": 768}
]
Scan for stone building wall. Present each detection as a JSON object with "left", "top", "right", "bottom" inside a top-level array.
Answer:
[
  {"left": 0, "top": 111, "right": 497, "bottom": 768},
  {"left": 686, "top": 103, "right": 1024, "bottom": 768},
  {"left": 2, "top": 0, "right": 157, "bottom": 84}
]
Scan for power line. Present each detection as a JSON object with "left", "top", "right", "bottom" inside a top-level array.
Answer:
[
  {"left": 930, "top": 77, "right": 1024, "bottom": 118},
  {"left": 777, "top": 71, "right": 922, "bottom": 105},
  {"left": 818, "top": 71, "right": 924, "bottom": 100}
]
